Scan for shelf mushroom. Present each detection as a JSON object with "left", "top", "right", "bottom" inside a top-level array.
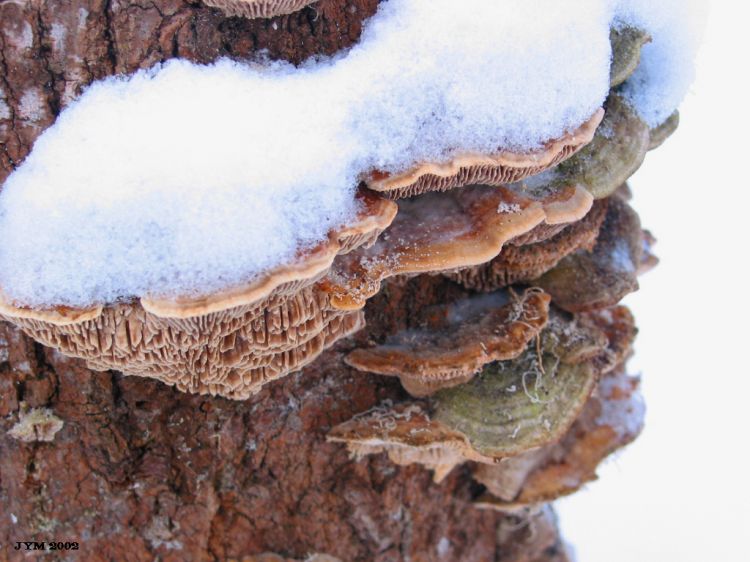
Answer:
[
  {"left": 364, "top": 110, "right": 604, "bottom": 200},
  {"left": 346, "top": 288, "right": 551, "bottom": 397},
  {"left": 329, "top": 310, "right": 610, "bottom": 482},
  {"left": 446, "top": 199, "right": 609, "bottom": 292},
  {"left": 474, "top": 364, "right": 643, "bottom": 513},
  {"left": 202, "top": 0, "right": 318, "bottom": 19},
  {"left": 0, "top": 194, "right": 397, "bottom": 400},
  {"left": 321, "top": 184, "right": 594, "bottom": 311}
]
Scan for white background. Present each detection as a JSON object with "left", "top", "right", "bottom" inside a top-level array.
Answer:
[{"left": 557, "top": 3, "right": 750, "bottom": 561}]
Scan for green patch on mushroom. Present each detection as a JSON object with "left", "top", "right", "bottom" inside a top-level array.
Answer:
[
  {"left": 511, "top": 96, "right": 650, "bottom": 203},
  {"left": 555, "top": 95, "right": 651, "bottom": 200},
  {"left": 535, "top": 197, "right": 643, "bottom": 313},
  {"left": 648, "top": 111, "right": 680, "bottom": 150},
  {"left": 610, "top": 26, "right": 651, "bottom": 88},
  {"left": 431, "top": 315, "right": 602, "bottom": 458}
]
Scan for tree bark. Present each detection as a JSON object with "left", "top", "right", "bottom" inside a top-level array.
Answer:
[{"left": 0, "top": 2, "right": 572, "bottom": 560}]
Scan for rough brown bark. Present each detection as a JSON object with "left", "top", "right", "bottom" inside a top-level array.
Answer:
[
  {"left": 0, "top": 277, "right": 569, "bottom": 561},
  {"left": 0, "top": 2, "right": 573, "bottom": 560}
]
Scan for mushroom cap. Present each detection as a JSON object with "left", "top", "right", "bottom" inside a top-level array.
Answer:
[
  {"left": 364, "top": 110, "right": 604, "bottom": 199},
  {"left": 329, "top": 309, "right": 611, "bottom": 481},
  {"left": 431, "top": 314, "right": 604, "bottom": 459},
  {"left": 535, "top": 197, "right": 644, "bottom": 313},
  {"left": 327, "top": 402, "right": 496, "bottom": 483},
  {"left": 202, "top": 0, "right": 317, "bottom": 19},
  {"left": 609, "top": 26, "right": 651, "bottom": 88},
  {"left": 345, "top": 288, "right": 551, "bottom": 397},
  {"left": 648, "top": 111, "right": 680, "bottom": 150},
  {"left": 0, "top": 193, "right": 395, "bottom": 399},
  {"left": 446, "top": 198, "right": 608, "bottom": 292},
  {"left": 473, "top": 365, "right": 644, "bottom": 511},
  {"left": 549, "top": 95, "right": 650, "bottom": 200},
  {"left": 321, "top": 184, "right": 593, "bottom": 311}
]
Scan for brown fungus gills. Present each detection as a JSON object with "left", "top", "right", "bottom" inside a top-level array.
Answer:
[
  {"left": 446, "top": 198, "right": 609, "bottom": 292},
  {"left": 364, "top": 110, "right": 604, "bottom": 199},
  {"left": 345, "top": 288, "right": 551, "bottom": 397},
  {"left": 202, "top": 0, "right": 318, "bottom": 19},
  {"left": 0, "top": 192, "right": 396, "bottom": 399}
]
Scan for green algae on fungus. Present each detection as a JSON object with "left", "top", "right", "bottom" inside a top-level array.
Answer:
[
  {"left": 431, "top": 315, "right": 603, "bottom": 459},
  {"left": 202, "top": 0, "right": 318, "bottom": 19},
  {"left": 329, "top": 310, "right": 610, "bottom": 481},
  {"left": 535, "top": 197, "right": 644, "bottom": 313},
  {"left": 473, "top": 363, "right": 644, "bottom": 512},
  {"left": 610, "top": 26, "right": 651, "bottom": 88},
  {"left": 521, "top": 95, "right": 650, "bottom": 201},
  {"left": 648, "top": 111, "right": 680, "bottom": 150}
]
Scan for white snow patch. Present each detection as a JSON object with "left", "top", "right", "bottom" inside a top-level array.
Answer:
[
  {"left": 437, "top": 537, "right": 451, "bottom": 557},
  {"left": 0, "top": 0, "right": 702, "bottom": 308},
  {"left": 78, "top": 8, "right": 90, "bottom": 29},
  {"left": 6, "top": 21, "right": 34, "bottom": 50},
  {"left": 50, "top": 22, "right": 67, "bottom": 51},
  {"left": 617, "top": 0, "right": 707, "bottom": 126},
  {"left": 18, "top": 89, "right": 45, "bottom": 122},
  {"left": 0, "top": 94, "right": 10, "bottom": 121}
]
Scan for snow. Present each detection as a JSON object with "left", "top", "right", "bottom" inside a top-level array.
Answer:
[
  {"left": 0, "top": 0, "right": 703, "bottom": 309},
  {"left": 617, "top": 0, "right": 707, "bottom": 127}
]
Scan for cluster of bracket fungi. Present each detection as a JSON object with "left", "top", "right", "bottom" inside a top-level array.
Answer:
[{"left": 0, "top": 1, "right": 670, "bottom": 548}]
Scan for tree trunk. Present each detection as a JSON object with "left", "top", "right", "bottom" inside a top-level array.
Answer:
[{"left": 0, "top": 5, "right": 572, "bottom": 558}]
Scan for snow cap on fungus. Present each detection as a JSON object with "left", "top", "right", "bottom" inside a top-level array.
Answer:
[
  {"left": 346, "top": 288, "right": 551, "bottom": 397},
  {"left": 525, "top": 95, "right": 650, "bottom": 201},
  {"left": 365, "top": 110, "right": 604, "bottom": 200},
  {"left": 202, "top": 0, "right": 317, "bottom": 19},
  {"left": 0, "top": 194, "right": 396, "bottom": 400}
]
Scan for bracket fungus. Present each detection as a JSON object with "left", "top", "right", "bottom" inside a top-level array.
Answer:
[
  {"left": 447, "top": 199, "right": 609, "bottom": 292},
  {"left": 202, "top": 0, "right": 318, "bottom": 19},
  {"left": 329, "top": 310, "right": 609, "bottom": 482},
  {"left": 525, "top": 95, "right": 650, "bottom": 202},
  {"left": 648, "top": 111, "right": 681, "bottom": 151},
  {"left": 474, "top": 365, "right": 644, "bottom": 512},
  {"left": 364, "top": 110, "right": 604, "bottom": 200},
  {"left": 535, "top": 197, "right": 646, "bottom": 313},
  {"left": 610, "top": 26, "right": 651, "bottom": 88},
  {"left": 345, "top": 288, "right": 551, "bottom": 397},
  {"left": 0, "top": 193, "right": 396, "bottom": 399},
  {"left": 321, "top": 184, "right": 593, "bottom": 311}
]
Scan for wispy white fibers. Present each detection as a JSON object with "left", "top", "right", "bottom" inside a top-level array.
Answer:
[{"left": 0, "top": 0, "right": 702, "bottom": 308}]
